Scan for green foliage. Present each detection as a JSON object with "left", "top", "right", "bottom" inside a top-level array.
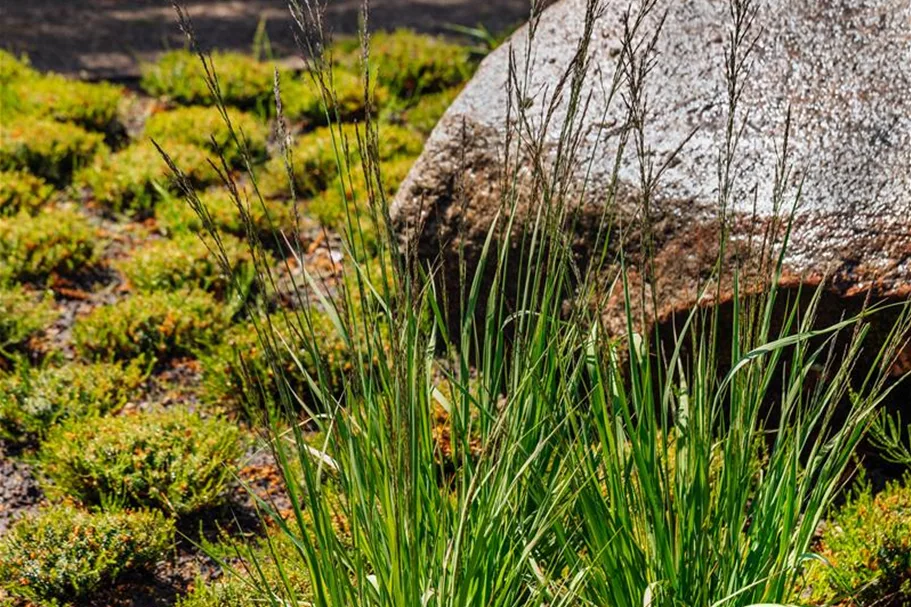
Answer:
[
  {"left": 72, "top": 289, "right": 226, "bottom": 362},
  {"left": 0, "top": 169, "right": 54, "bottom": 216},
  {"left": 115, "top": 232, "right": 259, "bottom": 298},
  {"left": 6, "top": 74, "right": 123, "bottom": 133},
  {"left": 0, "top": 117, "right": 107, "bottom": 186},
  {"left": 156, "top": 188, "right": 297, "bottom": 245},
  {"left": 0, "top": 504, "right": 174, "bottom": 604},
  {"left": 282, "top": 69, "right": 389, "bottom": 125},
  {"left": 0, "top": 285, "right": 55, "bottom": 358},
  {"left": 0, "top": 50, "right": 37, "bottom": 84},
  {"left": 0, "top": 359, "right": 148, "bottom": 444},
  {"left": 399, "top": 85, "right": 462, "bottom": 135},
  {"left": 202, "top": 308, "right": 349, "bottom": 410},
  {"left": 802, "top": 474, "right": 911, "bottom": 605},
  {"left": 0, "top": 207, "right": 99, "bottom": 284},
  {"left": 335, "top": 29, "right": 473, "bottom": 98},
  {"left": 258, "top": 124, "right": 423, "bottom": 200},
  {"left": 74, "top": 140, "right": 220, "bottom": 214},
  {"left": 140, "top": 50, "right": 274, "bottom": 112},
  {"left": 40, "top": 408, "right": 246, "bottom": 515},
  {"left": 144, "top": 106, "right": 269, "bottom": 167},
  {"left": 178, "top": 532, "right": 313, "bottom": 607}
]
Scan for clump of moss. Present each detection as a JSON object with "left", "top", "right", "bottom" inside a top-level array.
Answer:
[
  {"left": 282, "top": 69, "right": 389, "bottom": 125},
  {"left": 0, "top": 169, "right": 54, "bottom": 216},
  {"left": 0, "top": 49, "right": 37, "bottom": 84},
  {"left": 308, "top": 156, "right": 415, "bottom": 256},
  {"left": 7, "top": 74, "right": 123, "bottom": 133},
  {"left": 40, "top": 408, "right": 245, "bottom": 516},
  {"left": 72, "top": 289, "right": 226, "bottom": 363},
  {"left": 140, "top": 50, "right": 274, "bottom": 112},
  {"left": 156, "top": 188, "right": 298, "bottom": 246},
  {"left": 0, "top": 505, "right": 174, "bottom": 604},
  {"left": 0, "top": 207, "right": 99, "bottom": 284},
  {"left": 336, "top": 29, "right": 473, "bottom": 98},
  {"left": 115, "top": 232, "right": 260, "bottom": 297},
  {"left": 0, "top": 117, "right": 107, "bottom": 186},
  {"left": 399, "top": 85, "right": 462, "bottom": 135},
  {"left": 258, "top": 124, "right": 423, "bottom": 200},
  {"left": 0, "top": 359, "right": 148, "bottom": 444},
  {"left": 0, "top": 285, "right": 56, "bottom": 360},
  {"left": 801, "top": 474, "right": 911, "bottom": 605},
  {"left": 144, "top": 106, "right": 269, "bottom": 167},
  {"left": 202, "top": 308, "right": 349, "bottom": 411},
  {"left": 75, "top": 140, "right": 220, "bottom": 215}
]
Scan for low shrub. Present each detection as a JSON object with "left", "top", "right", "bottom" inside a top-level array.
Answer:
[
  {"left": 0, "top": 169, "right": 55, "bottom": 216},
  {"left": 335, "top": 29, "right": 473, "bottom": 98},
  {"left": 282, "top": 69, "right": 389, "bottom": 125},
  {"left": 0, "top": 49, "right": 37, "bottom": 84},
  {"left": 144, "top": 106, "right": 269, "bottom": 167},
  {"left": 0, "top": 117, "right": 107, "bottom": 186},
  {"left": 801, "top": 474, "right": 911, "bottom": 605},
  {"left": 140, "top": 50, "right": 274, "bottom": 112},
  {"left": 156, "top": 188, "right": 298, "bottom": 246},
  {"left": 202, "top": 308, "right": 349, "bottom": 410},
  {"left": 75, "top": 140, "right": 220, "bottom": 214},
  {"left": 0, "top": 285, "right": 55, "bottom": 359},
  {"left": 7, "top": 74, "right": 123, "bottom": 133},
  {"left": 0, "top": 504, "right": 174, "bottom": 604},
  {"left": 72, "top": 289, "right": 226, "bottom": 362},
  {"left": 40, "top": 409, "right": 246, "bottom": 515},
  {"left": 116, "top": 232, "right": 260, "bottom": 298},
  {"left": 0, "top": 207, "right": 99, "bottom": 284},
  {"left": 258, "top": 124, "right": 423, "bottom": 200},
  {"left": 0, "top": 359, "right": 148, "bottom": 444}
]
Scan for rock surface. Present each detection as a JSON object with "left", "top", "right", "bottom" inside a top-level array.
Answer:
[{"left": 391, "top": 0, "right": 911, "bottom": 328}]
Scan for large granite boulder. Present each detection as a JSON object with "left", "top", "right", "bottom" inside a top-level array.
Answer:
[{"left": 391, "top": 0, "right": 911, "bottom": 330}]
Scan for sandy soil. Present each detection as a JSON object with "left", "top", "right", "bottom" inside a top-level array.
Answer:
[{"left": 0, "top": 0, "right": 535, "bottom": 79}]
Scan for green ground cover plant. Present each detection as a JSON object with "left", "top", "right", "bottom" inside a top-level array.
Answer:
[
  {"left": 140, "top": 49, "right": 275, "bottom": 112},
  {"left": 144, "top": 106, "right": 269, "bottom": 167},
  {"left": 5, "top": 73, "right": 123, "bottom": 133},
  {"left": 116, "top": 231, "right": 260, "bottom": 298},
  {"left": 72, "top": 289, "right": 226, "bottom": 362},
  {"left": 0, "top": 359, "right": 148, "bottom": 444},
  {"left": 75, "top": 140, "right": 220, "bottom": 214},
  {"left": 282, "top": 68, "right": 390, "bottom": 124},
  {"left": 335, "top": 29, "right": 474, "bottom": 98},
  {"left": 0, "top": 206, "right": 99, "bottom": 284},
  {"left": 0, "top": 117, "right": 107, "bottom": 186},
  {"left": 155, "top": 188, "right": 297, "bottom": 246},
  {"left": 40, "top": 408, "right": 245, "bottom": 515},
  {"left": 0, "top": 169, "right": 55, "bottom": 216},
  {"left": 0, "top": 285, "right": 55, "bottom": 360},
  {"left": 801, "top": 474, "right": 911, "bottom": 605},
  {"left": 397, "top": 85, "right": 462, "bottom": 135},
  {"left": 0, "top": 505, "right": 174, "bottom": 604}
]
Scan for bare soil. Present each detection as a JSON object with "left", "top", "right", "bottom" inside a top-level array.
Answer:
[{"left": 0, "top": 0, "right": 535, "bottom": 80}]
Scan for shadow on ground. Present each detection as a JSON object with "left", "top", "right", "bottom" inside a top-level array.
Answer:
[{"left": 1, "top": 0, "right": 538, "bottom": 79}]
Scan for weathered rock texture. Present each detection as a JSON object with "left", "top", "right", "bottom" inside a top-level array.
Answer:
[{"left": 391, "top": 0, "right": 911, "bottom": 329}]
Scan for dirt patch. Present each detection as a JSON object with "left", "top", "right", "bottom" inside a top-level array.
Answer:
[{"left": 0, "top": 0, "right": 536, "bottom": 80}]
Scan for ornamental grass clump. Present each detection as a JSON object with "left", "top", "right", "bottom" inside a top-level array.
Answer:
[
  {"left": 39, "top": 408, "right": 246, "bottom": 515},
  {"left": 75, "top": 140, "right": 220, "bottom": 214},
  {"left": 0, "top": 505, "right": 173, "bottom": 604},
  {"left": 163, "top": 2, "right": 911, "bottom": 606},
  {"left": 0, "top": 206, "right": 99, "bottom": 284},
  {"left": 144, "top": 105, "right": 269, "bottom": 167},
  {"left": 0, "top": 359, "right": 148, "bottom": 444},
  {"left": 0, "top": 169, "right": 55, "bottom": 216},
  {"left": 72, "top": 289, "right": 225, "bottom": 362},
  {"left": 0, "top": 117, "right": 107, "bottom": 186}
]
